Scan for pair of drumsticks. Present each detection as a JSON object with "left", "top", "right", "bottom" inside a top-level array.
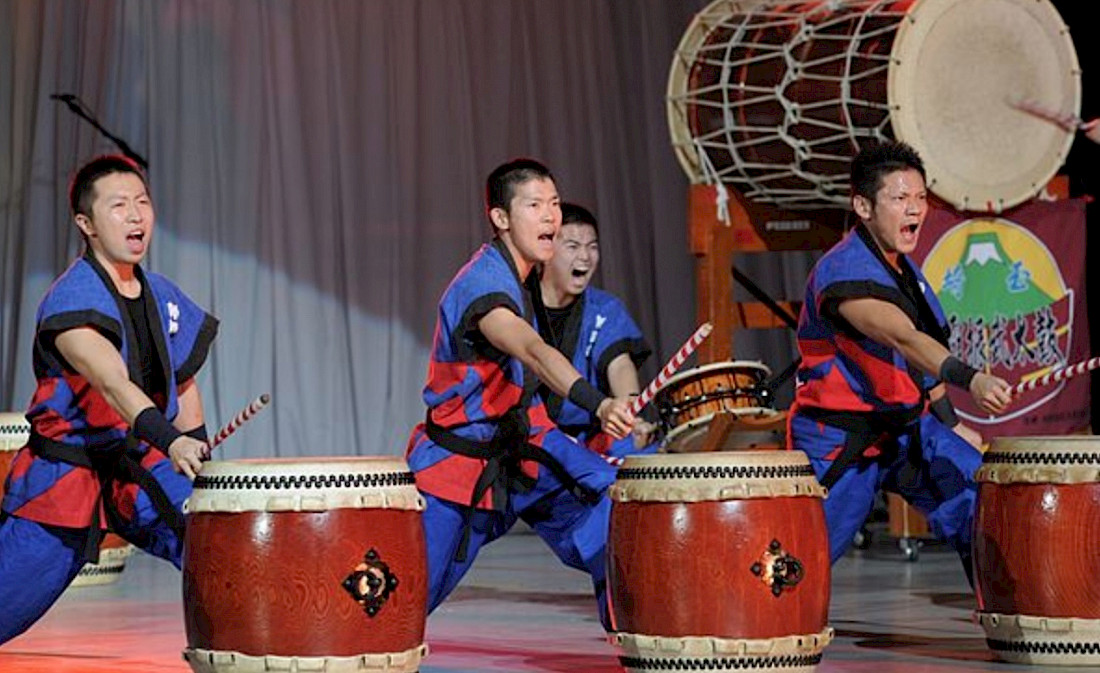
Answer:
[{"left": 636, "top": 322, "right": 1096, "bottom": 416}]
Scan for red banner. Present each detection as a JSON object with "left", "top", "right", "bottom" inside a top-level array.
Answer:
[{"left": 911, "top": 198, "right": 1090, "bottom": 436}]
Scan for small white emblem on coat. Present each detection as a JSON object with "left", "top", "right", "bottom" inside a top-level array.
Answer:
[{"left": 167, "top": 301, "right": 180, "bottom": 335}]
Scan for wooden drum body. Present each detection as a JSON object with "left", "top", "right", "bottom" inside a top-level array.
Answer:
[
  {"left": 655, "top": 361, "right": 775, "bottom": 452},
  {"left": 974, "top": 437, "right": 1100, "bottom": 666},
  {"left": 668, "top": 0, "right": 1079, "bottom": 212},
  {"left": 182, "top": 458, "right": 428, "bottom": 673},
  {"left": 608, "top": 451, "right": 832, "bottom": 672}
]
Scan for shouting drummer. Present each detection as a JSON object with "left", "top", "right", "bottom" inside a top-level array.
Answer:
[
  {"left": 404, "top": 159, "right": 636, "bottom": 630},
  {"left": 786, "top": 141, "right": 1011, "bottom": 582},
  {"left": 0, "top": 155, "right": 218, "bottom": 645},
  {"left": 536, "top": 202, "right": 657, "bottom": 460}
]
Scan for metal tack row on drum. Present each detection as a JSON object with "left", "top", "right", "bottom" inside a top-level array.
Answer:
[{"left": 182, "top": 457, "right": 428, "bottom": 673}]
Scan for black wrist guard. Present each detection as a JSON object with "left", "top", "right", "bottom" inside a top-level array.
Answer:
[
  {"left": 567, "top": 378, "right": 608, "bottom": 415},
  {"left": 183, "top": 424, "right": 209, "bottom": 442},
  {"left": 133, "top": 407, "right": 183, "bottom": 451},
  {"left": 939, "top": 356, "right": 978, "bottom": 390},
  {"left": 929, "top": 395, "right": 960, "bottom": 428}
]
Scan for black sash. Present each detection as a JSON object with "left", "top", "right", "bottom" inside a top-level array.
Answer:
[
  {"left": 802, "top": 406, "right": 925, "bottom": 491},
  {"left": 425, "top": 407, "right": 600, "bottom": 562},
  {"left": 28, "top": 432, "right": 186, "bottom": 563}
]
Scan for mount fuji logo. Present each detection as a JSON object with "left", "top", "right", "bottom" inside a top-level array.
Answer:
[{"left": 921, "top": 218, "right": 1073, "bottom": 424}]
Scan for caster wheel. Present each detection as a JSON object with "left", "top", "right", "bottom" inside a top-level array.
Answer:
[
  {"left": 898, "top": 538, "right": 920, "bottom": 562},
  {"left": 852, "top": 527, "right": 872, "bottom": 550}
]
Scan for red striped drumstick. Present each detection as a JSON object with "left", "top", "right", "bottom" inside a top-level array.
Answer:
[
  {"left": 628, "top": 322, "right": 713, "bottom": 417},
  {"left": 208, "top": 393, "right": 271, "bottom": 452},
  {"left": 1008, "top": 97, "right": 1086, "bottom": 132},
  {"left": 1010, "top": 357, "right": 1100, "bottom": 397}
]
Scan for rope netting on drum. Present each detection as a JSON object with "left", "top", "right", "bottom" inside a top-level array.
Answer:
[{"left": 669, "top": 1, "right": 911, "bottom": 210}]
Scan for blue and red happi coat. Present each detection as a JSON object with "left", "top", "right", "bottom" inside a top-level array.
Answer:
[
  {"left": 2, "top": 253, "right": 217, "bottom": 528},
  {"left": 407, "top": 239, "right": 569, "bottom": 509},
  {"left": 544, "top": 287, "right": 650, "bottom": 453},
  {"left": 793, "top": 224, "right": 948, "bottom": 416}
]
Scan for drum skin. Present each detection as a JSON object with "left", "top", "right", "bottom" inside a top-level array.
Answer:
[
  {"left": 184, "top": 508, "right": 427, "bottom": 657},
  {"left": 609, "top": 496, "right": 830, "bottom": 639}
]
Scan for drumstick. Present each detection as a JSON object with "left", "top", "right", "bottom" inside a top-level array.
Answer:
[
  {"left": 207, "top": 393, "right": 271, "bottom": 454},
  {"left": 629, "top": 322, "right": 713, "bottom": 417},
  {"left": 1007, "top": 97, "right": 1086, "bottom": 132},
  {"left": 1010, "top": 357, "right": 1100, "bottom": 397}
]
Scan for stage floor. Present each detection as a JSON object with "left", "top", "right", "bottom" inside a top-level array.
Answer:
[{"left": 0, "top": 525, "right": 1059, "bottom": 673}]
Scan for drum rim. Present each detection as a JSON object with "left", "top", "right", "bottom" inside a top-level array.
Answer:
[
  {"left": 655, "top": 360, "right": 772, "bottom": 394},
  {"left": 619, "top": 447, "right": 808, "bottom": 470},
  {"left": 199, "top": 456, "right": 413, "bottom": 475},
  {"left": 888, "top": 0, "right": 1079, "bottom": 212}
]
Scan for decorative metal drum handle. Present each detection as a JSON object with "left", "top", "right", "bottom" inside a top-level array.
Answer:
[
  {"left": 751, "top": 539, "right": 804, "bottom": 597},
  {"left": 342, "top": 548, "right": 399, "bottom": 617}
]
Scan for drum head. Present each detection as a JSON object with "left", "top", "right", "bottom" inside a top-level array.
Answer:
[
  {"left": 889, "top": 0, "right": 1079, "bottom": 211},
  {"left": 611, "top": 449, "right": 825, "bottom": 502},
  {"left": 978, "top": 436, "right": 1100, "bottom": 484}
]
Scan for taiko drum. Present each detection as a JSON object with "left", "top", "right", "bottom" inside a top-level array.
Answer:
[
  {"left": 182, "top": 457, "right": 428, "bottom": 673},
  {"left": 655, "top": 361, "right": 771, "bottom": 429},
  {"left": 667, "top": 0, "right": 1079, "bottom": 212},
  {"left": 607, "top": 451, "right": 832, "bottom": 672},
  {"left": 974, "top": 436, "right": 1100, "bottom": 666}
]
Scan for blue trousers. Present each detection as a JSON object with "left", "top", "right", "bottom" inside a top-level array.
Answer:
[
  {"left": 789, "top": 412, "right": 981, "bottom": 571},
  {"left": 0, "top": 459, "right": 192, "bottom": 645},
  {"left": 420, "top": 433, "right": 617, "bottom": 629}
]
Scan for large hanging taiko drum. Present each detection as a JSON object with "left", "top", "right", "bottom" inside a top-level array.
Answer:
[
  {"left": 667, "top": 0, "right": 1080, "bottom": 212},
  {"left": 973, "top": 437, "right": 1100, "bottom": 666},
  {"left": 607, "top": 451, "right": 832, "bottom": 672},
  {"left": 182, "top": 457, "right": 428, "bottom": 673}
]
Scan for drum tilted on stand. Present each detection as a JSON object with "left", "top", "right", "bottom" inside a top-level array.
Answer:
[
  {"left": 1, "top": 412, "right": 134, "bottom": 587},
  {"left": 182, "top": 457, "right": 428, "bottom": 673},
  {"left": 607, "top": 451, "right": 832, "bottom": 672},
  {"left": 654, "top": 361, "right": 783, "bottom": 453},
  {"left": 667, "top": 0, "right": 1079, "bottom": 212},
  {"left": 974, "top": 437, "right": 1100, "bottom": 666}
]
